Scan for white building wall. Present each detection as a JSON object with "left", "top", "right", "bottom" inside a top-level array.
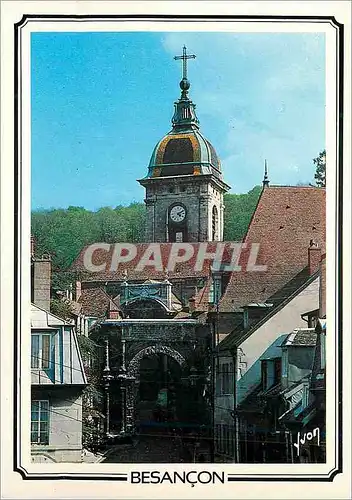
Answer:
[
  {"left": 214, "top": 276, "right": 320, "bottom": 461},
  {"left": 214, "top": 355, "right": 235, "bottom": 461},
  {"left": 236, "top": 277, "right": 319, "bottom": 405},
  {"left": 31, "top": 391, "right": 83, "bottom": 463},
  {"left": 31, "top": 304, "right": 86, "bottom": 462}
]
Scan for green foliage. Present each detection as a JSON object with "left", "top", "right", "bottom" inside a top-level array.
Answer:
[
  {"left": 31, "top": 202, "right": 146, "bottom": 291},
  {"left": 50, "top": 298, "right": 73, "bottom": 321},
  {"left": 223, "top": 186, "right": 262, "bottom": 241},
  {"left": 314, "top": 149, "right": 326, "bottom": 187},
  {"left": 77, "top": 335, "right": 106, "bottom": 450}
]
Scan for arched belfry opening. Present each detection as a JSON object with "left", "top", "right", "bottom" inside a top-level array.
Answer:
[{"left": 212, "top": 205, "right": 219, "bottom": 241}]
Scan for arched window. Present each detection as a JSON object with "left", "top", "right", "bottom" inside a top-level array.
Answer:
[{"left": 212, "top": 205, "right": 219, "bottom": 241}]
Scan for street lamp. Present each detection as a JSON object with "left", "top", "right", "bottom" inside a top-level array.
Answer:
[
  {"left": 116, "top": 338, "right": 136, "bottom": 437},
  {"left": 102, "top": 339, "right": 114, "bottom": 436}
]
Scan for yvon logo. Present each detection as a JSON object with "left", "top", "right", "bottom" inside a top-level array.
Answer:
[{"left": 130, "top": 470, "right": 225, "bottom": 486}]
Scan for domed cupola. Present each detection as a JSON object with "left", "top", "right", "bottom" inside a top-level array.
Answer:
[
  {"left": 138, "top": 47, "right": 230, "bottom": 244},
  {"left": 146, "top": 47, "right": 222, "bottom": 181}
]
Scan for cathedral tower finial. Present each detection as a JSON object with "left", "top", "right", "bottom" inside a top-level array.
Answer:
[
  {"left": 263, "top": 159, "right": 270, "bottom": 187},
  {"left": 172, "top": 46, "right": 199, "bottom": 129},
  {"left": 174, "top": 45, "right": 196, "bottom": 98}
]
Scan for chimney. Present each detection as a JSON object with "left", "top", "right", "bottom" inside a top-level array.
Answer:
[
  {"left": 319, "top": 254, "right": 326, "bottom": 317},
  {"left": 32, "top": 254, "right": 51, "bottom": 311},
  {"left": 108, "top": 299, "right": 120, "bottom": 320},
  {"left": 76, "top": 281, "right": 82, "bottom": 302},
  {"left": 308, "top": 239, "right": 321, "bottom": 275}
]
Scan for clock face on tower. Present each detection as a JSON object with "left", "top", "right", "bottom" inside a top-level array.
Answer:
[{"left": 169, "top": 205, "right": 186, "bottom": 223}]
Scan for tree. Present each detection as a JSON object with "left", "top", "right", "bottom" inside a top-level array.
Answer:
[
  {"left": 223, "top": 186, "right": 261, "bottom": 241},
  {"left": 314, "top": 150, "right": 326, "bottom": 187},
  {"left": 50, "top": 297, "right": 74, "bottom": 320}
]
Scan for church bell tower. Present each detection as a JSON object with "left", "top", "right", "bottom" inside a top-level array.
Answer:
[{"left": 138, "top": 47, "right": 230, "bottom": 243}]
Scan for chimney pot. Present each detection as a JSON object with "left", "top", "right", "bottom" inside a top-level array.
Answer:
[
  {"left": 32, "top": 257, "right": 51, "bottom": 311},
  {"left": 76, "top": 281, "right": 82, "bottom": 301},
  {"left": 308, "top": 242, "right": 321, "bottom": 275}
]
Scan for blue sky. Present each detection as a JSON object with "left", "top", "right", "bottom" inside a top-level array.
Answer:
[{"left": 31, "top": 31, "right": 325, "bottom": 210}]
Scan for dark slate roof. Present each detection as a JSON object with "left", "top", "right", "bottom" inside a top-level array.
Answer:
[
  {"left": 237, "top": 384, "right": 264, "bottom": 414},
  {"left": 280, "top": 376, "right": 310, "bottom": 396},
  {"left": 278, "top": 403, "right": 301, "bottom": 423},
  {"left": 219, "top": 186, "right": 325, "bottom": 312},
  {"left": 279, "top": 402, "right": 316, "bottom": 425},
  {"left": 262, "top": 383, "right": 282, "bottom": 398},
  {"left": 281, "top": 329, "right": 317, "bottom": 347},
  {"left": 310, "top": 371, "right": 325, "bottom": 391}
]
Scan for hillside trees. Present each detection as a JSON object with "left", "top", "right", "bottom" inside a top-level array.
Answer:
[{"left": 223, "top": 186, "right": 261, "bottom": 241}]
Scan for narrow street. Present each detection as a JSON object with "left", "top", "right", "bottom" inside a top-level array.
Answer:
[{"left": 102, "top": 433, "right": 185, "bottom": 463}]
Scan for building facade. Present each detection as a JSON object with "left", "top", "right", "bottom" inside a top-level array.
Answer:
[
  {"left": 31, "top": 304, "right": 87, "bottom": 463},
  {"left": 214, "top": 252, "right": 326, "bottom": 463},
  {"left": 31, "top": 247, "right": 87, "bottom": 463}
]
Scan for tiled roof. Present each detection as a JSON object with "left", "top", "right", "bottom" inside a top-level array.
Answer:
[
  {"left": 173, "top": 311, "right": 192, "bottom": 319},
  {"left": 78, "top": 287, "right": 120, "bottom": 317},
  {"left": 192, "top": 277, "right": 213, "bottom": 312},
  {"left": 219, "top": 186, "right": 325, "bottom": 312},
  {"left": 71, "top": 185, "right": 325, "bottom": 322}
]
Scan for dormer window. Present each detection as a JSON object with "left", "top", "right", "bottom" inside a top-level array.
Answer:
[
  {"left": 261, "top": 357, "right": 281, "bottom": 390},
  {"left": 31, "top": 333, "right": 52, "bottom": 370},
  {"left": 261, "top": 360, "right": 268, "bottom": 390}
]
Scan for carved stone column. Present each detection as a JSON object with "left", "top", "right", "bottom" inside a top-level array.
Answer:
[{"left": 125, "top": 377, "right": 139, "bottom": 433}]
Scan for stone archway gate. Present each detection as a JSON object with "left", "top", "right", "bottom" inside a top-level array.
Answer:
[{"left": 124, "top": 344, "right": 188, "bottom": 431}]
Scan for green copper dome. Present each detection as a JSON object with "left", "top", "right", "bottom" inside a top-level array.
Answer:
[{"left": 146, "top": 52, "right": 222, "bottom": 180}]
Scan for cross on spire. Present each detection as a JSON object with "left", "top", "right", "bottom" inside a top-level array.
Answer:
[
  {"left": 174, "top": 46, "right": 196, "bottom": 80},
  {"left": 263, "top": 159, "right": 270, "bottom": 187}
]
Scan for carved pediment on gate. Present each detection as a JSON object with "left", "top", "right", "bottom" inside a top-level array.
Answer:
[{"left": 122, "top": 323, "right": 196, "bottom": 341}]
